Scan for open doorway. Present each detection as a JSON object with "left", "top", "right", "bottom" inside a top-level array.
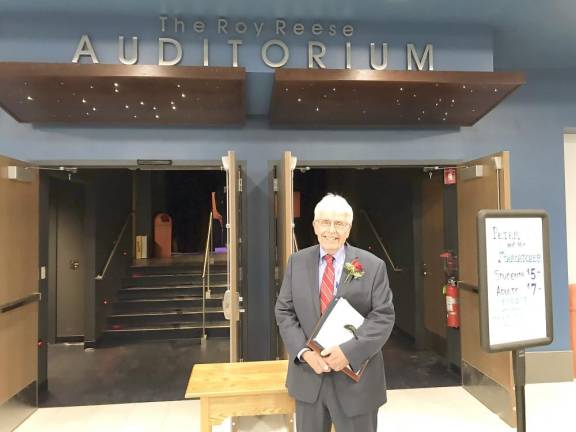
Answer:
[
  {"left": 273, "top": 152, "right": 519, "bottom": 426},
  {"left": 288, "top": 165, "right": 461, "bottom": 389},
  {"left": 39, "top": 163, "right": 244, "bottom": 407}
]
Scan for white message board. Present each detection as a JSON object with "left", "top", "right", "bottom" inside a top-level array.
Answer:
[{"left": 477, "top": 210, "right": 553, "bottom": 352}]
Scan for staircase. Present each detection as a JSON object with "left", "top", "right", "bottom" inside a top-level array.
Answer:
[{"left": 103, "top": 254, "right": 229, "bottom": 342}]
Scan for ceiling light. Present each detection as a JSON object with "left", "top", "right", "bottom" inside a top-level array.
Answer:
[
  {"left": 92, "top": 107, "right": 97, "bottom": 111},
  {"left": 140, "top": 101, "right": 145, "bottom": 106},
  {"left": 153, "top": 106, "right": 157, "bottom": 110},
  {"left": 114, "top": 82, "right": 119, "bottom": 87},
  {"left": 172, "top": 105, "right": 177, "bottom": 110},
  {"left": 155, "top": 114, "right": 160, "bottom": 119},
  {"left": 137, "top": 159, "right": 173, "bottom": 166},
  {"left": 26, "top": 96, "right": 34, "bottom": 101},
  {"left": 181, "top": 93, "right": 186, "bottom": 98},
  {"left": 82, "top": 98, "right": 87, "bottom": 103}
]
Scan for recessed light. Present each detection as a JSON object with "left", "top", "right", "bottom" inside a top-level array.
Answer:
[
  {"left": 114, "top": 89, "right": 119, "bottom": 93},
  {"left": 153, "top": 106, "right": 157, "bottom": 110},
  {"left": 114, "top": 83, "right": 119, "bottom": 87},
  {"left": 155, "top": 114, "right": 160, "bottom": 119},
  {"left": 170, "top": 101, "right": 175, "bottom": 105},
  {"left": 297, "top": 98, "right": 302, "bottom": 103},
  {"left": 315, "top": 107, "right": 319, "bottom": 112},
  {"left": 177, "top": 84, "right": 181, "bottom": 88},
  {"left": 26, "top": 96, "right": 34, "bottom": 101},
  {"left": 172, "top": 105, "right": 177, "bottom": 110},
  {"left": 181, "top": 93, "right": 186, "bottom": 98},
  {"left": 125, "top": 104, "right": 130, "bottom": 109},
  {"left": 92, "top": 107, "right": 97, "bottom": 111},
  {"left": 82, "top": 98, "right": 87, "bottom": 103},
  {"left": 133, "top": 115, "right": 138, "bottom": 119},
  {"left": 140, "top": 101, "right": 145, "bottom": 106}
]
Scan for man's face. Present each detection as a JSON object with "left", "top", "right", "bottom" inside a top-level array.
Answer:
[{"left": 313, "top": 210, "right": 351, "bottom": 255}]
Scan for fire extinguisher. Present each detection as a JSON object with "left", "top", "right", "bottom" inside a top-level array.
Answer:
[{"left": 444, "top": 277, "right": 460, "bottom": 328}]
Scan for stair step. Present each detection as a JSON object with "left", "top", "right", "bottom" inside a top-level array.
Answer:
[
  {"left": 121, "top": 283, "right": 227, "bottom": 291},
  {"left": 110, "top": 307, "right": 224, "bottom": 318},
  {"left": 106, "top": 321, "right": 230, "bottom": 333},
  {"left": 122, "top": 274, "right": 227, "bottom": 288},
  {"left": 118, "top": 294, "right": 224, "bottom": 302}
]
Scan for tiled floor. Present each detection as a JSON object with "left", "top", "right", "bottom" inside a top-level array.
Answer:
[{"left": 17, "top": 380, "right": 576, "bottom": 432}]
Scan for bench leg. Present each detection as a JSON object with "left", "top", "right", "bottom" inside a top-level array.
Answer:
[
  {"left": 284, "top": 414, "right": 295, "bottom": 432},
  {"left": 200, "top": 398, "right": 211, "bottom": 432}
]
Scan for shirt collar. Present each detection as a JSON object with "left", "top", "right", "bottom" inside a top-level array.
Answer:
[{"left": 319, "top": 245, "right": 346, "bottom": 262}]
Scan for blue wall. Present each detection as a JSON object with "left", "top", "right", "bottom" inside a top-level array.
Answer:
[{"left": 0, "top": 15, "right": 571, "bottom": 358}]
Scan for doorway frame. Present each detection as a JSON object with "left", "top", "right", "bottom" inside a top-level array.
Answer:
[
  {"left": 36, "top": 159, "right": 249, "bottom": 392},
  {"left": 268, "top": 157, "right": 464, "bottom": 362}
]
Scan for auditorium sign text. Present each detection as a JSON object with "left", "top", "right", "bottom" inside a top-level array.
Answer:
[{"left": 72, "top": 16, "right": 434, "bottom": 71}]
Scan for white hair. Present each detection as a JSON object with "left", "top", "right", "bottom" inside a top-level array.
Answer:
[{"left": 314, "top": 193, "right": 354, "bottom": 223}]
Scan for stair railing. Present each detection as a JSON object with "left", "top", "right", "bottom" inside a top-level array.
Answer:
[
  {"left": 359, "top": 209, "right": 403, "bottom": 272},
  {"left": 201, "top": 212, "right": 214, "bottom": 340},
  {"left": 293, "top": 228, "right": 299, "bottom": 252},
  {"left": 96, "top": 212, "right": 133, "bottom": 280}
]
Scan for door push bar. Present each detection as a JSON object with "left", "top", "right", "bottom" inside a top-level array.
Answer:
[{"left": 0, "top": 293, "right": 41, "bottom": 314}]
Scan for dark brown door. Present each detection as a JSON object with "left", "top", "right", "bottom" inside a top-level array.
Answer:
[
  {"left": 421, "top": 173, "right": 447, "bottom": 347},
  {"left": 457, "top": 152, "right": 516, "bottom": 427}
]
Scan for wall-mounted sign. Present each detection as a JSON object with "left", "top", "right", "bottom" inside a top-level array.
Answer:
[
  {"left": 71, "top": 16, "right": 434, "bottom": 71},
  {"left": 477, "top": 210, "right": 553, "bottom": 353}
]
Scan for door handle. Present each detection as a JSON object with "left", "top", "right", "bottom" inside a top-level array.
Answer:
[{"left": 70, "top": 260, "right": 80, "bottom": 270}]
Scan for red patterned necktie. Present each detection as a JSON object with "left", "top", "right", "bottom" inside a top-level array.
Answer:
[{"left": 320, "top": 254, "right": 335, "bottom": 314}]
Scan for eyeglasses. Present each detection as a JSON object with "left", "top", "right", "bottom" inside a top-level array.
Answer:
[{"left": 314, "top": 219, "right": 350, "bottom": 231}]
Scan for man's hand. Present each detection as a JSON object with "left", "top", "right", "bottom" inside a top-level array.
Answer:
[
  {"left": 320, "top": 346, "right": 349, "bottom": 371},
  {"left": 302, "top": 350, "right": 331, "bottom": 374}
]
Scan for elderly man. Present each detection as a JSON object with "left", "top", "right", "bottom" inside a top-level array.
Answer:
[{"left": 275, "top": 193, "right": 395, "bottom": 432}]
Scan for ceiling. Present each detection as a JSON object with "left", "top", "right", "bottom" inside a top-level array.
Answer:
[
  {"left": 270, "top": 69, "right": 524, "bottom": 127},
  {"left": 0, "top": 62, "right": 523, "bottom": 127},
  {"left": 0, "top": 63, "right": 245, "bottom": 125},
  {"left": 0, "top": 0, "right": 574, "bottom": 69}
]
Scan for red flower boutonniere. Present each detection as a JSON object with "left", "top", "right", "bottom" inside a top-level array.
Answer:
[{"left": 344, "top": 258, "right": 364, "bottom": 283}]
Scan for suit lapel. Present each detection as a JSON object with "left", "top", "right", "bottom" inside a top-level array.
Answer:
[{"left": 308, "top": 245, "right": 321, "bottom": 320}]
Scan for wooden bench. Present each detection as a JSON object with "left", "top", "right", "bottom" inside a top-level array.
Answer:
[{"left": 185, "top": 360, "right": 295, "bottom": 432}]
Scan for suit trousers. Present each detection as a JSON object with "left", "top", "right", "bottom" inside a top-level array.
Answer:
[{"left": 295, "top": 373, "right": 378, "bottom": 432}]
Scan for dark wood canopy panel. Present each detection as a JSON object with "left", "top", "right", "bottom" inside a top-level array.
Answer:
[
  {"left": 0, "top": 62, "right": 245, "bottom": 125},
  {"left": 270, "top": 69, "right": 525, "bottom": 127}
]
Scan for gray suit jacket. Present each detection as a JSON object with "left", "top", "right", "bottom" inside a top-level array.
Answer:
[{"left": 275, "top": 244, "right": 395, "bottom": 417}]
